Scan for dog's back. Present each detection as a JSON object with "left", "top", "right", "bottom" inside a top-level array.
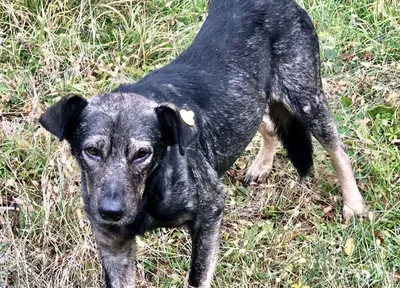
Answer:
[{"left": 116, "top": 0, "right": 316, "bottom": 175}]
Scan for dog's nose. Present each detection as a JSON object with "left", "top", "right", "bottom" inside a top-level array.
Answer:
[{"left": 98, "top": 199, "right": 124, "bottom": 222}]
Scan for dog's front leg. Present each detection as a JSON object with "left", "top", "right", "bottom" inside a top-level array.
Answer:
[
  {"left": 94, "top": 229, "right": 136, "bottom": 288},
  {"left": 187, "top": 211, "right": 223, "bottom": 288}
]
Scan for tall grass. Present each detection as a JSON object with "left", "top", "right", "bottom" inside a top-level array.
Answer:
[{"left": 1, "top": 0, "right": 399, "bottom": 287}]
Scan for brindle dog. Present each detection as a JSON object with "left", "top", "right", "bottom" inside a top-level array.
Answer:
[{"left": 39, "top": 0, "right": 367, "bottom": 287}]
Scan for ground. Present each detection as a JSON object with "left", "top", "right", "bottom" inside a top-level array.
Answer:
[{"left": 0, "top": 0, "right": 399, "bottom": 287}]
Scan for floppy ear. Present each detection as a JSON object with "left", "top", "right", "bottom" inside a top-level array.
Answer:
[
  {"left": 39, "top": 95, "right": 88, "bottom": 142},
  {"left": 155, "top": 103, "right": 197, "bottom": 156}
]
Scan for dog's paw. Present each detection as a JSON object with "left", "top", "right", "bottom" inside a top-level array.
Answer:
[
  {"left": 184, "top": 277, "right": 211, "bottom": 288},
  {"left": 244, "top": 162, "right": 272, "bottom": 184},
  {"left": 343, "top": 200, "right": 368, "bottom": 224}
]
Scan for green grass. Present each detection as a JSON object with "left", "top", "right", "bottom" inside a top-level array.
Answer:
[{"left": 1, "top": 0, "right": 399, "bottom": 287}]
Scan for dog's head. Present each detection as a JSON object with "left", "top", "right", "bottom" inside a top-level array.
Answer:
[{"left": 39, "top": 93, "right": 197, "bottom": 227}]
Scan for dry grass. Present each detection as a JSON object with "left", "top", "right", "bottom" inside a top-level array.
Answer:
[{"left": 1, "top": 0, "right": 400, "bottom": 287}]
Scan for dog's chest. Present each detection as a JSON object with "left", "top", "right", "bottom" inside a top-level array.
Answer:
[{"left": 145, "top": 164, "right": 196, "bottom": 225}]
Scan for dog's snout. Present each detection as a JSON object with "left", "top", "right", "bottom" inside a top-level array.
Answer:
[{"left": 98, "top": 199, "right": 124, "bottom": 222}]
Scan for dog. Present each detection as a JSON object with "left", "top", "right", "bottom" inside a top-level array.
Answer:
[{"left": 39, "top": 0, "right": 368, "bottom": 287}]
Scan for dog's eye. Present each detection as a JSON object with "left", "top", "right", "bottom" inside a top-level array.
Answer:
[
  {"left": 134, "top": 148, "right": 150, "bottom": 161},
  {"left": 85, "top": 147, "right": 100, "bottom": 157}
]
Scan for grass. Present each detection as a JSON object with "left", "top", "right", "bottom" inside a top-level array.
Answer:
[{"left": 0, "top": 0, "right": 399, "bottom": 287}]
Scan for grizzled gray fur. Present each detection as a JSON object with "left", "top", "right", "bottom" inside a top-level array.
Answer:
[{"left": 39, "top": 0, "right": 367, "bottom": 287}]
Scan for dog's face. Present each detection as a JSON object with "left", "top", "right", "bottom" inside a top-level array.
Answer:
[{"left": 39, "top": 93, "right": 196, "bottom": 227}]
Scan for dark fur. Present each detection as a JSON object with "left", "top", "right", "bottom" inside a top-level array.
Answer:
[{"left": 39, "top": 0, "right": 337, "bottom": 287}]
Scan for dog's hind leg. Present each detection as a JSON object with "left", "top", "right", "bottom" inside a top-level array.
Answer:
[
  {"left": 245, "top": 112, "right": 278, "bottom": 184},
  {"left": 269, "top": 6, "right": 367, "bottom": 223},
  {"left": 325, "top": 141, "right": 368, "bottom": 223},
  {"left": 293, "top": 95, "right": 368, "bottom": 223},
  {"left": 272, "top": 89, "right": 368, "bottom": 223},
  {"left": 314, "top": 109, "right": 368, "bottom": 223}
]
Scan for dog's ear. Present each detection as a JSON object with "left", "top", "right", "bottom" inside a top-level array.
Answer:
[
  {"left": 39, "top": 95, "right": 88, "bottom": 142},
  {"left": 155, "top": 103, "right": 197, "bottom": 156}
]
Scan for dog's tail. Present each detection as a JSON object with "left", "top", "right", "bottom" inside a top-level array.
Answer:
[{"left": 269, "top": 101, "right": 313, "bottom": 177}]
